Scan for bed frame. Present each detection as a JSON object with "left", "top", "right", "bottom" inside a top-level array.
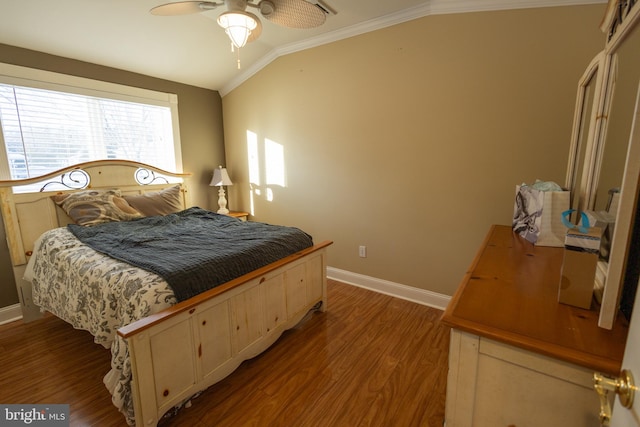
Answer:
[{"left": 0, "top": 160, "right": 332, "bottom": 426}]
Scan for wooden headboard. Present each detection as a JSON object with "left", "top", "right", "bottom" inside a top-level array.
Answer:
[{"left": 0, "top": 160, "right": 191, "bottom": 321}]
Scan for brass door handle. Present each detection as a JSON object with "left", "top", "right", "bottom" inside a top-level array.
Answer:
[{"left": 593, "top": 370, "right": 636, "bottom": 426}]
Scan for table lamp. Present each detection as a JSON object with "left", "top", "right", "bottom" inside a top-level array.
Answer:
[{"left": 210, "top": 165, "right": 233, "bottom": 214}]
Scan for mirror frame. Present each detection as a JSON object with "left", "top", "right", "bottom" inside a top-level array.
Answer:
[
  {"left": 587, "top": 53, "right": 618, "bottom": 212},
  {"left": 565, "top": 51, "right": 607, "bottom": 215},
  {"left": 601, "top": 83, "right": 640, "bottom": 328},
  {"left": 571, "top": 0, "right": 640, "bottom": 329},
  {"left": 599, "top": 0, "right": 640, "bottom": 329}
]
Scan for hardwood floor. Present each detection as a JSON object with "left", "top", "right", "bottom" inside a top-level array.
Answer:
[{"left": 0, "top": 280, "right": 450, "bottom": 427}]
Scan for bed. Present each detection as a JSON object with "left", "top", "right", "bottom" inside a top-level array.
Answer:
[{"left": 0, "top": 160, "right": 332, "bottom": 426}]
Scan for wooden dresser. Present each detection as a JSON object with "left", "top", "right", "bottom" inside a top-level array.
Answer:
[{"left": 441, "top": 225, "right": 628, "bottom": 427}]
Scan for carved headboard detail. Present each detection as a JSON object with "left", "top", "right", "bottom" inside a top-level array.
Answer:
[{"left": 0, "top": 159, "right": 191, "bottom": 267}]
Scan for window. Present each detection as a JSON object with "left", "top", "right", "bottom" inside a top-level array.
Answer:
[{"left": 0, "top": 63, "right": 182, "bottom": 191}]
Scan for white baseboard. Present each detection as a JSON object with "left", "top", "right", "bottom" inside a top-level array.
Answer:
[
  {"left": 327, "top": 267, "right": 451, "bottom": 311},
  {"left": 0, "top": 303, "right": 22, "bottom": 325}
]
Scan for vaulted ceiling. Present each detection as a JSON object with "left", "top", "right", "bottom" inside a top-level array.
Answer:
[{"left": 0, "top": 0, "right": 605, "bottom": 95}]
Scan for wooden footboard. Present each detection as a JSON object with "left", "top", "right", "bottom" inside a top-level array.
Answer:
[{"left": 117, "top": 241, "right": 332, "bottom": 427}]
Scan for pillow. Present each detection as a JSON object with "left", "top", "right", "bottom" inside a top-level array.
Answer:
[
  {"left": 123, "top": 185, "right": 183, "bottom": 217},
  {"left": 51, "top": 189, "right": 143, "bottom": 226}
]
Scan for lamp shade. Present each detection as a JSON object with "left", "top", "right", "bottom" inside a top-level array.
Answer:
[
  {"left": 210, "top": 165, "right": 233, "bottom": 186},
  {"left": 217, "top": 11, "right": 258, "bottom": 49}
]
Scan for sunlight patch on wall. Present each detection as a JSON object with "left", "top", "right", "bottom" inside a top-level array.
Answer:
[
  {"left": 246, "top": 131, "right": 286, "bottom": 211},
  {"left": 265, "top": 138, "right": 285, "bottom": 187},
  {"left": 247, "top": 130, "right": 259, "bottom": 215}
]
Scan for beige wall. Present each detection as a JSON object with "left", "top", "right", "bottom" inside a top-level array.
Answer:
[
  {"left": 0, "top": 44, "right": 226, "bottom": 307},
  {"left": 222, "top": 5, "right": 606, "bottom": 296}
]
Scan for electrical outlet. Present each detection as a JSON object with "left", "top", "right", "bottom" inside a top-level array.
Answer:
[{"left": 359, "top": 245, "right": 367, "bottom": 258}]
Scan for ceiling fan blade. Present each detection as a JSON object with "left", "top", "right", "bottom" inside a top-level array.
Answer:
[
  {"left": 262, "top": 0, "right": 326, "bottom": 29},
  {"left": 150, "top": 1, "right": 221, "bottom": 16}
]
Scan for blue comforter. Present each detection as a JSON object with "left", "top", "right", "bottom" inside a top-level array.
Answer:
[{"left": 68, "top": 207, "right": 313, "bottom": 301}]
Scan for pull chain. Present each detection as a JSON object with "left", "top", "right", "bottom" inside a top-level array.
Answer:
[{"left": 230, "top": 42, "right": 241, "bottom": 69}]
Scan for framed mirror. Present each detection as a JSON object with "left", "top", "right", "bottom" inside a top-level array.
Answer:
[
  {"left": 601, "top": 85, "right": 640, "bottom": 325},
  {"left": 598, "top": 18, "right": 640, "bottom": 328},
  {"left": 569, "top": 0, "right": 640, "bottom": 329}
]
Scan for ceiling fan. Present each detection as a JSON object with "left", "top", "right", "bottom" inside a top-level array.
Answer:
[{"left": 151, "top": 0, "right": 335, "bottom": 68}]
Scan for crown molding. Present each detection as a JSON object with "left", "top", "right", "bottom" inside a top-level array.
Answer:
[
  {"left": 429, "top": 0, "right": 606, "bottom": 15},
  {"left": 219, "top": 0, "right": 606, "bottom": 96},
  {"left": 221, "top": 50, "right": 280, "bottom": 98}
]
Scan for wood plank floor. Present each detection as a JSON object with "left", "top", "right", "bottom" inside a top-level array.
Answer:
[{"left": 0, "top": 280, "right": 450, "bottom": 427}]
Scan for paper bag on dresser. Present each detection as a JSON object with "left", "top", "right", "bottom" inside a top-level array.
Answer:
[{"left": 512, "top": 181, "right": 570, "bottom": 247}]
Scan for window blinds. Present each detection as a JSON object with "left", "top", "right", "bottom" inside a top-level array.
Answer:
[{"left": 0, "top": 83, "right": 176, "bottom": 183}]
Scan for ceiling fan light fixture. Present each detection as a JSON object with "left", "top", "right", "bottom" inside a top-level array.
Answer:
[
  {"left": 217, "top": 10, "right": 258, "bottom": 49},
  {"left": 152, "top": 0, "right": 335, "bottom": 70}
]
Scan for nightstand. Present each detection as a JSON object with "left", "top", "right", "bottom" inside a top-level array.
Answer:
[{"left": 227, "top": 211, "right": 249, "bottom": 221}]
